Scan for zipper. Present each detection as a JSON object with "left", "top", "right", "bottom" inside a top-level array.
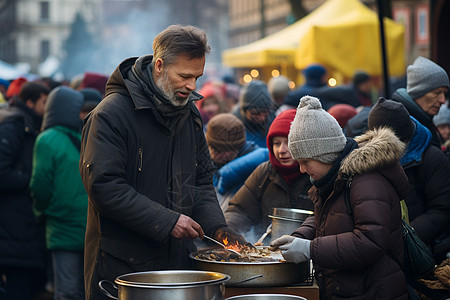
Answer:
[{"left": 138, "top": 147, "right": 143, "bottom": 172}]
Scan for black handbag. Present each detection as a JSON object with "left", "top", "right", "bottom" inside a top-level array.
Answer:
[
  {"left": 401, "top": 219, "right": 435, "bottom": 279},
  {"left": 343, "top": 184, "right": 435, "bottom": 279}
]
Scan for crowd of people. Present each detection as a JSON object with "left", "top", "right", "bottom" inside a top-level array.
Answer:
[{"left": 0, "top": 24, "right": 449, "bottom": 300}]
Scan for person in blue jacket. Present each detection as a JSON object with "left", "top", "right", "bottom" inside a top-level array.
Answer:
[
  {"left": 232, "top": 80, "right": 275, "bottom": 147},
  {"left": 205, "top": 113, "right": 267, "bottom": 210}
]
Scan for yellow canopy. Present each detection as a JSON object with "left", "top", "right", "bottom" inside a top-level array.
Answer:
[
  {"left": 222, "top": 0, "right": 354, "bottom": 68},
  {"left": 295, "top": 0, "right": 405, "bottom": 77},
  {"left": 222, "top": 0, "right": 405, "bottom": 77}
]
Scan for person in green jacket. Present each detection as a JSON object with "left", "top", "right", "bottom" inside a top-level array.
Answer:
[{"left": 30, "top": 86, "right": 87, "bottom": 300}]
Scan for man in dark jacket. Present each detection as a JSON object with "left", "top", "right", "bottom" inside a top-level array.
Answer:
[
  {"left": 79, "top": 25, "right": 248, "bottom": 300},
  {"left": 0, "top": 82, "right": 49, "bottom": 299},
  {"left": 391, "top": 56, "right": 449, "bottom": 147}
]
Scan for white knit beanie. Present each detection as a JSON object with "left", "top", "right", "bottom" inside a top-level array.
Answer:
[
  {"left": 407, "top": 56, "right": 449, "bottom": 100},
  {"left": 288, "top": 95, "right": 347, "bottom": 163}
]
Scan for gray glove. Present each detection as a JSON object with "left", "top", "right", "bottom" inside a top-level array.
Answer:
[{"left": 269, "top": 235, "right": 311, "bottom": 264}]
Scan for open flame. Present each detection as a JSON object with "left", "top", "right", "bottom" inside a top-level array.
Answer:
[{"left": 222, "top": 237, "right": 241, "bottom": 252}]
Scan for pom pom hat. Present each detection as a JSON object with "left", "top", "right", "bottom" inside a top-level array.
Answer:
[{"left": 288, "top": 96, "right": 346, "bottom": 164}]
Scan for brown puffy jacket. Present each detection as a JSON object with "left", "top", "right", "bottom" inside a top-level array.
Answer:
[{"left": 293, "top": 128, "right": 409, "bottom": 300}]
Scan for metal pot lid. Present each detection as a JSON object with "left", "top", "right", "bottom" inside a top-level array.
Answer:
[
  {"left": 115, "top": 270, "right": 230, "bottom": 287},
  {"left": 271, "top": 208, "right": 313, "bottom": 220}
]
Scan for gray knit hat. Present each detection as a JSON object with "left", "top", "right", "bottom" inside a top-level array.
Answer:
[
  {"left": 407, "top": 56, "right": 449, "bottom": 100},
  {"left": 288, "top": 95, "right": 346, "bottom": 163},
  {"left": 433, "top": 104, "right": 450, "bottom": 127}
]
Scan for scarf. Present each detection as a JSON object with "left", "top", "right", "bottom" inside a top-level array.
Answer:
[
  {"left": 269, "top": 153, "right": 301, "bottom": 187},
  {"left": 401, "top": 116, "right": 432, "bottom": 166},
  {"left": 128, "top": 55, "right": 191, "bottom": 135}
]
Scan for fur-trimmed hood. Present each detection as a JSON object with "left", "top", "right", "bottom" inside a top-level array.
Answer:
[{"left": 340, "top": 127, "right": 406, "bottom": 176}]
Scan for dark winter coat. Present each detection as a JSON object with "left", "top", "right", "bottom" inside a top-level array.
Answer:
[
  {"left": 283, "top": 64, "right": 327, "bottom": 107},
  {"left": 0, "top": 100, "right": 45, "bottom": 269},
  {"left": 80, "top": 55, "right": 227, "bottom": 300},
  {"left": 225, "top": 161, "right": 313, "bottom": 237},
  {"left": 293, "top": 128, "right": 408, "bottom": 300},
  {"left": 344, "top": 106, "right": 370, "bottom": 138},
  {"left": 392, "top": 88, "right": 443, "bottom": 147},
  {"left": 401, "top": 120, "right": 450, "bottom": 246}
]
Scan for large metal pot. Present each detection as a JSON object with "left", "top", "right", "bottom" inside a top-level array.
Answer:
[
  {"left": 269, "top": 208, "right": 313, "bottom": 242},
  {"left": 226, "top": 294, "right": 307, "bottom": 300},
  {"left": 189, "top": 249, "right": 309, "bottom": 287},
  {"left": 99, "top": 270, "right": 230, "bottom": 300}
]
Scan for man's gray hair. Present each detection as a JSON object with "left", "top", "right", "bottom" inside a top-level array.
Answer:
[{"left": 151, "top": 25, "right": 211, "bottom": 67}]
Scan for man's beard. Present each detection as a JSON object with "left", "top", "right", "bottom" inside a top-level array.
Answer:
[{"left": 156, "top": 71, "right": 190, "bottom": 107}]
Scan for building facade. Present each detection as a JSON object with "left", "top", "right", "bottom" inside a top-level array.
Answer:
[{"left": 0, "top": 0, "right": 102, "bottom": 75}]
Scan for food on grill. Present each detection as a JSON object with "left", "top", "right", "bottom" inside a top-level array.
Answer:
[{"left": 193, "top": 247, "right": 283, "bottom": 263}]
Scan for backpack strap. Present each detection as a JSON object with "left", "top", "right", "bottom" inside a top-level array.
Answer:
[{"left": 66, "top": 132, "right": 81, "bottom": 152}]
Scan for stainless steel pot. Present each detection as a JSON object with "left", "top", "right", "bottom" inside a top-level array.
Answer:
[
  {"left": 269, "top": 208, "right": 313, "bottom": 242},
  {"left": 189, "top": 249, "right": 309, "bottom": 287},
  {"left": 226, "top": 294, "right": 307, "bottom": 300},
  {"left": 99, "top": 270, "right": 230, "bottom": 300}
]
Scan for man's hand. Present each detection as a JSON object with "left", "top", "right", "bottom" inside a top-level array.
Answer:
[
  {"left": 269, "top": 235, "right": 311, "bottom": 264},
  {"left": 171, "top": 214, "right": 204, "bottom": 239}
]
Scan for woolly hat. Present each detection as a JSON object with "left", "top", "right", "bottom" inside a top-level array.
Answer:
[
  {"left": 80, "top": 88, "right": 102, "bottom": 112},
  {"left": 288, "top": 96, "right": 346, "bottom": 163},
  {"left": 267, "top": 109, "right": 301, "bottom": 186},
  {"left": 206, "top": 113, "right": 246, "bottom": 153},
  {"left": 433, "top": 104, "right": 450, "bottom": 127},
  {"left": 81, "top": 72, "right": 109, "bottom": 96},
  {"left": 406, "top": 56, "right": 449, "bottom": 99},
  {"left": 267, "top": 109, "right": 296, "bottom": 147},
  {"left": 268, "top": 75, "right": 290, "bottom": 100},
  {"left": 327, "top": 104, "right": 358, "bottom": 128},
  {"left": 303, "top": 64, "right": 326, "bottom": 81},
  {"left": 368, "top": 97, "right": 415, "bottom": 143},
  {"left": 6, "top": 77, "right": 27, "bottom": 99},
  {"left": 239, "top": 80, "right": 273, "bottom": 112}
]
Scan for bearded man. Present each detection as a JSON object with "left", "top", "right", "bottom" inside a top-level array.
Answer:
[{"left": 80, "top": 25, "right": 248, "bottom": 300}]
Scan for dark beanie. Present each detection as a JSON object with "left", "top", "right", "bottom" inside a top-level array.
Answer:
[
  {"left": 352, "top": 71, "right": 370, "bottom": 87},
  {"left": 368, "top": 97, "right": 415, "bottom": 142},
  {"left": 206, "top": 113, "right": 246, "bottom": 152},
  {"left": 239, "top": 80, "right": 272, "bottom": 112},
  {"left": 80, "top": 88, "right": 102, "bottom": 112}
]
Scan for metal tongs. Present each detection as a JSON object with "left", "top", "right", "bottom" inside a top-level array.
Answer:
[
  {"left": 203, "top": 235, "right": 242, "bottom": 257},
  {"left": 254, "top": 224, "right": 272, "bottom": 246}
]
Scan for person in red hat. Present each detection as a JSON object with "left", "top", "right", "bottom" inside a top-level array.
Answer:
[
  {"left": 6, "top": 77, "right": 27, "bottom": 100},
  {"left": 224, "top": 109, "right": 313, "bottom": 242}
]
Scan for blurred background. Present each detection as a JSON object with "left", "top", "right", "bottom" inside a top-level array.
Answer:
[{"left": 0, "top": 0, "right": 448, "bottom": 89}]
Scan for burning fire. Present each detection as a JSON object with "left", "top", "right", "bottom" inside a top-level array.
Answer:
[{"left": 222, "top": 237, "right": 241, "bottom": 252}]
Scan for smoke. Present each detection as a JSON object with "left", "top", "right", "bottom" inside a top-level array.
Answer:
[
  {"left": 63, "top": 0, "right": 227, "bottom": 81},
  {"left": 91, "top": 1, "right": 172, "bottom": 76}
]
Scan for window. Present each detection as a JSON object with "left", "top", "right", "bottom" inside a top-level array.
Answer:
[
  {"left": 40, "top": 1, "right": 49, "bottom": 21},
  {"left": 41, "top": 40, "right": 50, "bottom": 61}
]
